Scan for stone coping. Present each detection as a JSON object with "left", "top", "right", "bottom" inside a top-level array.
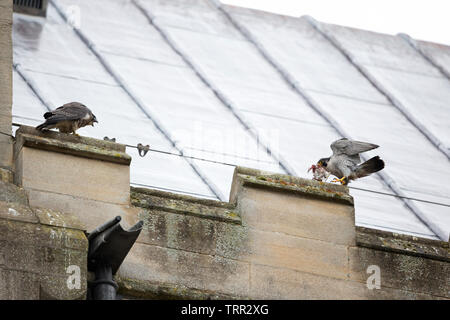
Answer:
[
  {"left": 234, "top": 166, "right": 354, "bottom": 206},
  {"left": 115, "top": 276, "right": 247, "bottom": 300},
  {"left": 356, "top": 226, "right": 449, "bottom": 262},
  {"left": 131, "top": 187, "right": 240, "bottom": 225},
  {"left": 130, "top": 165, "right": 355, "bottom": 225},
  {"left": 14, "top": 125, "right": 131, "bottom": 165}
]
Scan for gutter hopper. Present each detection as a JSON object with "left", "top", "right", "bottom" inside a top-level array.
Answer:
[{"left": 87, "top": 216, "right": 143, "bottom": 300}]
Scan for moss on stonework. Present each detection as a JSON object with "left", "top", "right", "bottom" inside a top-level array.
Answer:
[
  {"left": 116, "top": 276, "right": 248, "bottom": 300},
  {"left": 0, "top": 168, "right": 13, "bottom": 183},
  {"left": 131, "top": 189, "right": 241, "bottom": 225},
  {"left": 16, "top": 125, "right": 125, "bottom": 152},
  {"left": 0, "top": 180, "right": 29, "bottom": 205},
  {"left": 242, "top": 174, "right": 353, "bottom": 206},
  {"left": 34, "top": 207, "right": 86, "bottom": 231},
  {"left": 356, "top": 226, "right": 449, "bottom": 262},
  {"left": 15, "top": 130, "right": 131, "bottom": 165},
  {"left": 131, "top": 187, "right": 234, "bottom": 209}
]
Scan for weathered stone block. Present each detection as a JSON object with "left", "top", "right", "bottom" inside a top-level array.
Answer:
[
  {"left": 0, "top": 167, "right": 13, "bottom": 183},
  {"left": 116, "top": 276, "right": 244, "bottom": 300},
  {"left": 239, "top": 187, "right": 355, "bottom": 245},
  {"left": 138, "top": 209, "right": 218, "bottom": 256},
  {"left": 215, "top": 221, "right": 250, "bottom": 260},
  {"left": 356, "top": 226, "right": 449, "bottom": 262},
  {"left": 0, "top": 239, "right": 43, "bottom": 274},
  {"left": 0, "top": 200, "right": 38, "bottom": 223},
  {"left": 0, "top": 217, "right": 88, "bottom": 300},
  {"left": 0, "top": 138, "right": 13, "bottom": 170},
  {"left": 0, "top": 0, "right": 12, "bottom": 171},
  {"left": 40, "top": 274, "right": 87, "bottom": 300},
  {"left": 243, "top": 229, "right": 349, "bottom": 280},
  {"left": 26, "top": 188, "right": 140, "bottom": 232},
  {"left": 118, "top": 242, "right": 250, "bottom": 298},
  {"left": 131, "top": 187, "right": 240, "bottom": 224},
  {"left": 0, "top": 268, "right": 40, "bottom": 300},
  {"left": 0, "top": 180, "right": 28, "bottom": 205},
  {"left": 16, "top": 147, "right": 130, "bottom": 205},
  {"left": 349, "top": 246, "right": 450, "bottom": 298},
  {"left": 34, "top": 207, "right": 85, "bottom": 231},
  {"left": 250, "top": 263, "right": 442, "bottom": 300},
  {"left": 0, "top": 112, "right": 11, "bottom": 132}
]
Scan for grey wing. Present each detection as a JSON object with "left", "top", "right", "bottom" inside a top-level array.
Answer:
[
  {"left": 43, "top": 103, "right": 88, "bottom": 125},
  {"left": 331, "top": 138, "right": 379, "bottom": 156}
]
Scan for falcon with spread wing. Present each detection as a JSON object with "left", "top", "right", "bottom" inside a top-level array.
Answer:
[
  {"left": 36, "top": 102, "right": 98, "bottom": 134},
  {"left": 316, "top": 138, "right": 385, "bottom": 185}
]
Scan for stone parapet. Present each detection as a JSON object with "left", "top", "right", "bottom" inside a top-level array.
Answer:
[
  {"left": 0, "top": 181, "right": 88, "bottom": 299},
  {"left": 2, "top": 125, "right": 448, "bottom": 300},
  {"left": 356, "top": 226, "right": 449, "bottom": 262},
  {"left": 120, "top": 166, "right": 448, "bottom": 299},
  {"left": 13, "top": 126, "right": 137, "bottom": 232},
  {"left": 14, "top": 125, "right": 130, "bottom": 165},
  {"left": 230, "top": 166, "right": 354, "bottom": 206}
]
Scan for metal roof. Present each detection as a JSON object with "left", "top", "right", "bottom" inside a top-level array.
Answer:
[{"left": 11, "top": 0, "right": 450, "bottom": 241}]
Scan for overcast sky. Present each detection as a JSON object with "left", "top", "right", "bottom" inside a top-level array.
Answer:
[{"left": 222, "top": 0, "right": 449, "bottom": 45}]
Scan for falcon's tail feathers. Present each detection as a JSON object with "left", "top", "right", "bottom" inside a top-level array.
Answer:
[{"left": 354, "top": 156, "right": 385, "bottom": 178}]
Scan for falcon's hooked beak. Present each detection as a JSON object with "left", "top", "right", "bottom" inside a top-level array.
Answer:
[
  {"left": 317, "top": 157, "right": 329, "bottom": 168},
  {"left": 91, "top": 116, "right": 98, "bottom": 126}
]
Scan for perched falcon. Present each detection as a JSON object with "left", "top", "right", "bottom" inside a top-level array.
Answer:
[
  {"left": 36, "top": 102, "right": 98, "bottom": 134},
  {"left": 316, "top": 138, "right": 385, "bottom": 185}
]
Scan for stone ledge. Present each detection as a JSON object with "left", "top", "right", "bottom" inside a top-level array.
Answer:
[
  {"left": 131, "top": 187, "right": 241, "bottom": 225},
  {"left": 356, "top": 226, "right": 449, "bottom": 262},
  {"left": 116, "top": 277, "right": 247, "bottom": 300},
  {"left": 233, "top": 166, "right": 354, "bottom": 206},
  {"left": 33, "top": 207, "right": 86, "bottom": 232},
  {"left": 14, "top": 125, "right": 131, "bottom": 165},
  {"left": 0, "top": 180, "right": 29, "bottom": 205}
]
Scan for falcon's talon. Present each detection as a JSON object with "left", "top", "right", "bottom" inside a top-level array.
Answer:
[{"left": 331, "top": 177, "right": 347, "bottom": 185}]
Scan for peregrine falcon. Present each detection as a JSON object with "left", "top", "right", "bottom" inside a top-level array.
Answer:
[
  {"left": 36, "top": 102, "right": 98, "bottom": 134},
  {"left": 316, "top": 138, "right": 385, "bottom": 185}
]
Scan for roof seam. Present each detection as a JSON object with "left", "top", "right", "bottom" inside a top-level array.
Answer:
[
  {"left": 305, "top": 17, "right": 450, "bottom": 160},
  {"left": 99, "top": 49, "right": 188, "bottom": 69},
  {"left": 18, "top": 68, "right": 120, "bottom": 87},
  {"left": 212, "top": 1, "right": 446, "bottom": 240},
  {"left": 398, "top": 33, "right": 450, "bottom": 81},
  {"left": 13, "top": 64, "right": 53, "bottom": 112},
  {"left": 358, "top": 62, "right": 446, "bottom": 79},
  {"left": 160, "top": 23, "right": 249, "bottom": 43},
  {"left": 49, "top": 0, "right": 225, "bottom": 201},
  {"left": 304, "top": 88, "right": 391, "bottom": 106},
  {"left": 131, "top": 0, "right": 298, "bottom": 177}
]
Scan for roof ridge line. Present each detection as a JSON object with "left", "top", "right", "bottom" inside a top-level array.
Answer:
[
  {"left": 397, "top": 33, "right": 450, "bottom": 81},
  {"left": 212, "top": 1, "right": 446, "bottom": 241}
]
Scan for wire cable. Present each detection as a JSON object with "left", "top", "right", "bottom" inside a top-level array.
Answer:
[
  {"left": 125, "top": 143, "right": 450, "bottom": 208},
  {"left": 11, "top": 122, "right": 450, "bottom": 208}
]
